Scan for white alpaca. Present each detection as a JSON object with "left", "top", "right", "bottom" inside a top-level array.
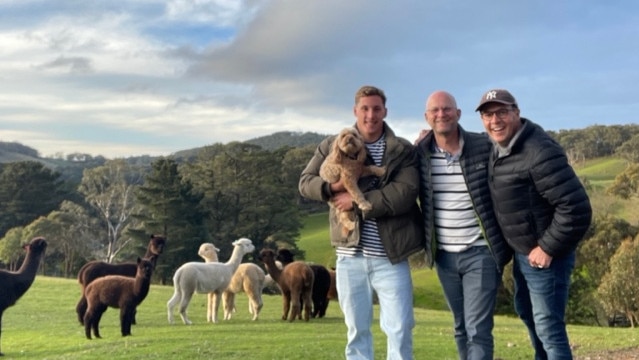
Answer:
[
  {"left": 198, "top": 243, "right": 266, "bottom": 321},
  {"left": 167, "top": 238, "right": 255, "bottom": 325}
]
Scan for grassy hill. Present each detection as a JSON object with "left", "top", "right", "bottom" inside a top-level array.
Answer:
[
  {"left": 575, "top": 156, "right": 639, "bottom": 224},
  {"left": 574, "top": 156, "right": 628, "bottom": 188}
]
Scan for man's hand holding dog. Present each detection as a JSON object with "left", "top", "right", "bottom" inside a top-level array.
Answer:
[
  {"left": 331, "top": 191, "right": 354, "bottom": 212},
  {"left": 329, "top": 178, "right": 347, "bottom": 194}
]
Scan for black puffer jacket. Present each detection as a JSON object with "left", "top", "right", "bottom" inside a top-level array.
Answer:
[
  {"left": 417, "top": 126, "right": 512, "bottom": 271},
  {"left": 488, "top": 119, "right": 592, "bottom": 257}
]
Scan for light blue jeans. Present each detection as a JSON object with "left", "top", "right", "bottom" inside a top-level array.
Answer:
[
  {"left": 435, "top": 246, "right": 501, "bottom": 360},
  {"left": 513, "top": 251, "right": 575, "bottom": 360},
  {"left": 336, "top": 254, "right": 415, "bottom": 360}
]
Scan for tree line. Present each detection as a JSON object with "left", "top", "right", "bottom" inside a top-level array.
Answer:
[{"left": 0, "top": 141, "right": 318, "bottom": 284}]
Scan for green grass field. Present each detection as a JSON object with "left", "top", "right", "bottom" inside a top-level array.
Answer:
[
  {"left": 575, "top": 156, "right": 639, "bottom": 223},
  {"left": 3, "top": 275, "right": 639, "bottom": 360},
  {"left": 574, "top": 156, "right": 627, "bottom": 183}
]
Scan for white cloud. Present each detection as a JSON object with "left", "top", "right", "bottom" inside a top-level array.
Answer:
[{"left": 0, "top": 0, "right": 638, "bottom": 158}]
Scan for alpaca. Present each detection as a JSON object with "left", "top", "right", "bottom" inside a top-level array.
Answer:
[
  {"left": 308, "top": 264, "right": 331, "bottom": 318},
  {"left": 197, "top": 242, "right": 219, "bottom": 262},
  {"left": 76, "top": 234, "right": 166, "bottom": 325},
  {"left": 275, "top": 248, "right": 296, "bottom": 265},
  {"left": 0, "top": 237, "right": 47, "bottom": 356},
  {"left": 259, "top": 248, "right": 314, "bottom": 322},
  {"left": 198, "top": 243, "right": 265, "bottom": 321},
  {"left": 167, "top": 238, "right": 255, "bottom": 325},
  {"left": 83, "top": 257, "right": 153, "bottom": 339},
  {"left": 262, "top": 260, "right": 284, "bottom": 295},
  {"left": 276, "top": 248, "right": 331, "bottom": 318}
]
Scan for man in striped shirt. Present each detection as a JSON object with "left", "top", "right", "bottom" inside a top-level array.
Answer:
[
  {"left": 416, "top": 91, "right": 511, "bottom": 360},
  {"left": 299, "top": 85, "right": 424, "bottom": 360}
]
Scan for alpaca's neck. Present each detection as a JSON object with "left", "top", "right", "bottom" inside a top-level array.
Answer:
[
  {"left": 134, "top": 274, "right": 151, "bottom": 303},
  {"left": 264, "top": 259, "right": 282, "bottom": 282},
  {"left": 224, "top": 247, "right": 246, "bottom": 272},
  {"left": 12, "top": 251, "right": 43, "bottom": 298},
  {"left": 145, "top": 254, "right": 159, "bottom": 267},
  {"left": 16, "top": 251, "right": 43, "bottom": 278},
  {"left": 144, "top": 246, "right": 159, "bottom": 266}
]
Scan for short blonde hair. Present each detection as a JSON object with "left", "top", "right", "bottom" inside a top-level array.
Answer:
[{"left": 355, "top": 85, "right": 386, "bottom": 106}]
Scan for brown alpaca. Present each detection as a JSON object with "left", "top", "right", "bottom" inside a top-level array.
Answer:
[
  {"left": 320, "top": 127, "right": 385, "bottom": 236},
  {"left": 76, "top": 234, "right": 166, "bottom": 324},
  {"left": 0, "top": 237, "right": 47, "bottom": 356},
  {"left": 276, "top": 249, "right": 331, "bottom": 318},
  {"left": 259, "top": 248, "right": 314, "bottom": 322},
  {"left": 83, "top": 257, "right": 153, "bottom": 339}
]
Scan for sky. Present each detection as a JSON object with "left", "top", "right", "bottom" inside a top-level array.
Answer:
[{"left": 0, "top": 0, "right": 637, "bottom": 159}]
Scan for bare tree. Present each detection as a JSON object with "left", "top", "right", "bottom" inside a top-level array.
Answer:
[{"left": 78, "top": 159, "right": 141, "bottom": 263}]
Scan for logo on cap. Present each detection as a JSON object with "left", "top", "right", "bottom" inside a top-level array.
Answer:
[{"left": 485, "top": 91, "right": 498, "bottom": 100}]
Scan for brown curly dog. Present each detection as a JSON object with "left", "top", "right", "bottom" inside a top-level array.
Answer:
[{"left": 320, "top": 127, "right": 385, "bottom": 236}]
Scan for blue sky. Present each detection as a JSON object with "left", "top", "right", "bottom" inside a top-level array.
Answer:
[{"left": 0, "top": 0, "right": 637, "bottom": 158}]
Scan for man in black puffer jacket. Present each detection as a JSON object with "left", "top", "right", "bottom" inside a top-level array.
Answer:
[{"left": 476, "top": 89, "right": 592, "bottom": 360}]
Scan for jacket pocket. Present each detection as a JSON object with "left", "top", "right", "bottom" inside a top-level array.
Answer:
[{"left": 329, "top": 208, "right": 360, "bottom": 247}]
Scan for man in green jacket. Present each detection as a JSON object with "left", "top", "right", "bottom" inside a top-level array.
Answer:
[{"left": 299, "top": 85, "right": 424, "bottom": 360}]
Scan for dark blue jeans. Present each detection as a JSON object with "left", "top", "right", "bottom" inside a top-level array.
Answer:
[
  {"left": 513, "top": 251, "right": 575, "bottom": 360},
  {"left": 436, "top": 246, "right": 501, "bottom": 360}
]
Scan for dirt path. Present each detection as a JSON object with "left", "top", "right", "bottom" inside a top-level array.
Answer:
[{"left": 576, "top": 347, "right": 639, "bottom": 360}]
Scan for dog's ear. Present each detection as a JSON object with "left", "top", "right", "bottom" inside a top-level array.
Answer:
[
  {"left": 356, "top": 144, "right": 367, "bottom": 162},
  {"left": 332, "top": 137, "right": 344, "bottom": 162},
  {"left": 354, "top": 133, "right": 367, "bottom": 162}
]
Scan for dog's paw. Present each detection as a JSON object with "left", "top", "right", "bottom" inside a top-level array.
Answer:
[
  {"left": 343, "top": 220, "right": 356, "bottom": 230},
  {"left": 341, "top": 226, "right": 352, "bottom": 237},
  {"left": 358, "top": 200, "right": 372, "bottom": 211}
]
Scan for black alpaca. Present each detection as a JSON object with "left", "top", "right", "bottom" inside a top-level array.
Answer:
[
  {"left": 308, "top": 264, "right": 331, "bottom": 318},
  {"left": 76, "top": 234, "right": 165, "bottom": 325},
  {"left": 0, "top": 237, "right": 47, "bottom": 356},
  {"left": 83, "top": 257, "right": 153, "bottom": 339},
  {"left": 276, "top": 248, "right": 331, "bottom": 318}
]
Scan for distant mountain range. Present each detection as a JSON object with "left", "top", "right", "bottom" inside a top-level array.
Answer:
[
  {"left": 0, "top": 131, "right": 329, "bottom": 180},
  {"left": 172, "top": 131, "right": 329, "bottom": 160}
]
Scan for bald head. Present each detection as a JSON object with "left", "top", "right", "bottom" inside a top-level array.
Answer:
[
  {"left": 424, "top": 90, "right": 461, "bottom": 138},
  {"left": 426, "top": 91, "right": 458, "bottom": 110}
]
